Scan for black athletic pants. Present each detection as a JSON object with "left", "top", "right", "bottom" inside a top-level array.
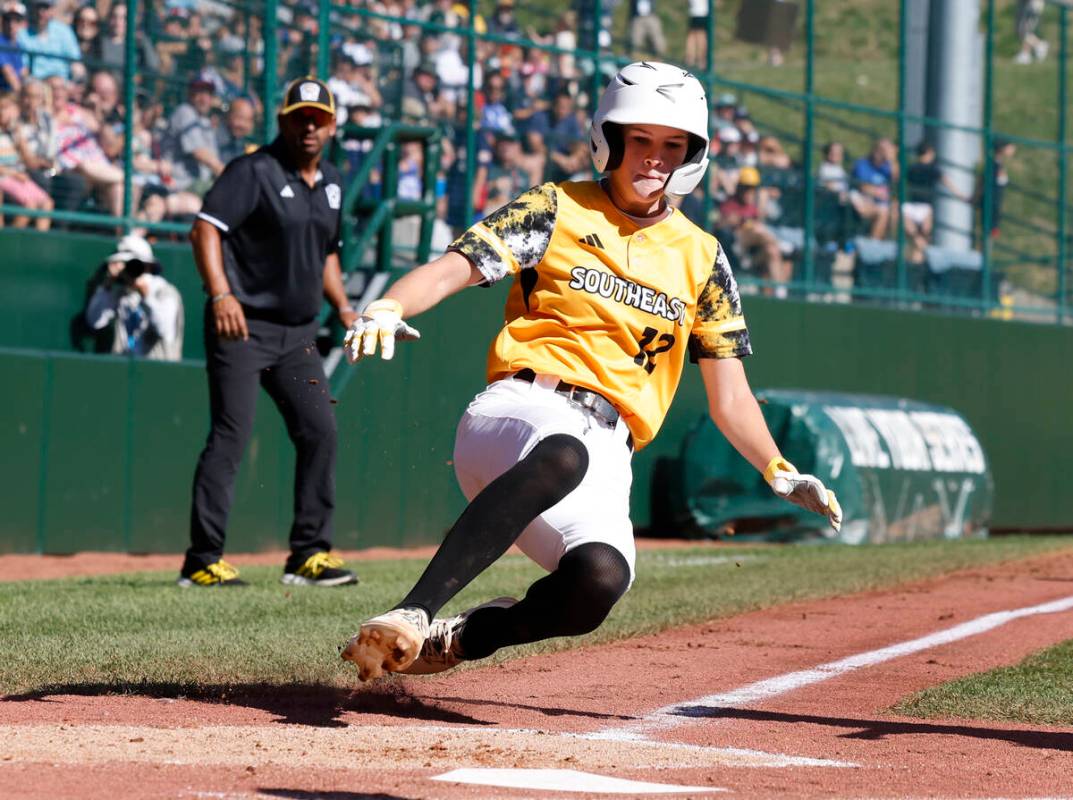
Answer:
[{"left": 186, "top": 309, "right": 336, "bottom": 569}]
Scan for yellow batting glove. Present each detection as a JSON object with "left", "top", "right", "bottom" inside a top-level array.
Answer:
[
  {"left": 343, "top": 298, "right": 421, "bottom": 364},
  {"left": 764, "top": 456, "right": 843, "bottom": 534}
]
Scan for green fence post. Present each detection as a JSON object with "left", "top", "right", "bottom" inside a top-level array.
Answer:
[
  {"left": 801, "top": 0, "right": 816, "bottom": 290},
  {"left": 706, "top": 0, "right": 716, "bottom": 71},
  {"left": 243, "top": 2, "right": 252, "bottom": 95},
  {"left": 420, "top": 135, "right": 439, "bottom": 263},
  {"left": 463, "top": 0, "right": 478, "bottom": 228},
  {"left": 264, "top": 0, "right": 279, "bottom": 143},
  {"left": 121, "top": 0, "right": 137, "bottom": 227},
  {"left": 1058, "top": 6, "right": 1068, "bottom": 324},
  {"left": 895, "top": 0, "right": 909, "bottom": 297},
  {"left": 317, "top": 0, "right": 330, "bottom": 79},
  {"left": 381, "top": 136, "right": 400, "bottom": 270},
  {"left": 590, "top": 0, "right": 603, "bottom": 123},
  {"left": 701, "top": 0, "right": 716, "bottom": 228},
  {"left": 981, "top": 0, "right": 996, "bottom": 314}
]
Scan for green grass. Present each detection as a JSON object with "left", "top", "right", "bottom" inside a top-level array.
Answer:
[
  {"left": 1, "top": 535, "right": 1071, "bottom": 696},
  {"left": 894, "top": 638, "right": 1073, "bottom": 726}
]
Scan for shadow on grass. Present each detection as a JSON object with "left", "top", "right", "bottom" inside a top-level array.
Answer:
[
  {"left": 680, "top": 706, "right": 1073, "bottom": 752},
  {"left": 1, "top": 681, "right": 489, "bottom": 728}
]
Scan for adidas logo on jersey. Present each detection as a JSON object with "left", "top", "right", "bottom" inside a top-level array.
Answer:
[
  {"left": 579, "top": 233, "right": 605, "bottom": 249},
  {"left": 280, "top": 185, "right": 295, "bottom": 198}
]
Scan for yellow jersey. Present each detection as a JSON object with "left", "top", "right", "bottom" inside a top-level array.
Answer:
[{"left": 449, "top": 180, "right": 751, "bottom": 449}]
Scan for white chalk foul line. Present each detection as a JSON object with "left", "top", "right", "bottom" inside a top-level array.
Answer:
[{"left": 592, "top": 593, "right": 1073, "bottom": 742}]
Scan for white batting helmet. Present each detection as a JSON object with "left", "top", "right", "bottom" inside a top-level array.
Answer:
[{"left": 589, "top": 61, "right": 710, "bottom": 196}]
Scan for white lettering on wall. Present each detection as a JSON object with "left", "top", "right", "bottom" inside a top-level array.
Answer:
[
  {"left": 824, "top": 406, "right": 891, "bottom": 468},
  {"left": 865, "top": 409, "right": 933, "bottom": 471},
  {"left": 933, "top": 477, "right": 978, "bottom": 537},
  {"left": 909, "top": 412, "right": 987, "bottom": 474},
  {"left": 822, "top": 406, "right": 986, "bottom": 474}
]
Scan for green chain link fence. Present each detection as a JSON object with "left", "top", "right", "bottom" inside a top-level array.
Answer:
[{"left": 1, "top": 0, "right": 1068, "bottom": 322}]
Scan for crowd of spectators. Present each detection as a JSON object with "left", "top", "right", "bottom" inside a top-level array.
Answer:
[
  {"left": 0, "top": 0, "right": 1009, "bottom": 301},
  {"left": 667, "top": 89, "right": 991, "bottom": 294},
  {"left": 0, "top": 0, "right": 603, "bottom": 232},
  {"left": 0, "top": 0, "right": 265, "bottom": 231}
]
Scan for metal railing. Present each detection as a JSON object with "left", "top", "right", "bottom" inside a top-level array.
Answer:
[{"left": 0, "top": 0, "right": 1068, "bottom": 324}]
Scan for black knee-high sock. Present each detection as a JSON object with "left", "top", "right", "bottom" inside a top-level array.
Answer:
[
  {"left": 458, "top": 542, "right": 631, "bottom": 660},
  {"left": 396, "top": 434, "right": 589, "bottom": 618}
]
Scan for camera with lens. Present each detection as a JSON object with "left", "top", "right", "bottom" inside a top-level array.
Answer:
[{"left": 111, "top": 258, "right": 160, "bottom": 286}]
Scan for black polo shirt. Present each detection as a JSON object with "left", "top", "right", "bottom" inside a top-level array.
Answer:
[{"left": 197, "top": 137, "right": 343, "bottom": 324}]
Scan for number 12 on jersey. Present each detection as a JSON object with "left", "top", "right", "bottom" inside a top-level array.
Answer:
[{"left": 634, "top": 326, "right": 675, "bottom": 374}]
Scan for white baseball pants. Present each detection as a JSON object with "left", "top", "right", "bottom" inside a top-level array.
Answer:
[{"left": 453, "top": 374, "right": 637, "bottom": 585}]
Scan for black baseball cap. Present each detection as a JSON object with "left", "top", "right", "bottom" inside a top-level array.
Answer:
[{"left": 279, "top": 77, "right": 336, "bottom": 117}]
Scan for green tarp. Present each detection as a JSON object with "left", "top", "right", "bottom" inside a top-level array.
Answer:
[{"left": 678, "top": 390, "right": 994, "bottom": 544}]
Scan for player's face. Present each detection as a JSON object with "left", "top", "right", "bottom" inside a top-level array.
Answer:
[
  {"left": 608, "top": 124, "right": 690, "bottom": 216},
  {"left": 279, "top": 107, "right": 337, "bottom": 160}
]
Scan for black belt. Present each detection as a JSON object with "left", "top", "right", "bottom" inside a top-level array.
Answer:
[{"left": 513, "top": 368, "right": 634, "bottom": 451}]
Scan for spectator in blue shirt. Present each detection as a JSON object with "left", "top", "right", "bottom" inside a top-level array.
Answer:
[
  {"left": 525, "top": 91, "right": 587, "bottom": 182},
  {"left": 0, "top": 2, "right": 27, "bottom": 92},
  {"left": 478, "top": 72, "right": 515, "bottom": 137},
  {"left": 17, "top": 0, "right": 82, "bottom": 81},
  {"left": 849, "top": 137, "right": 896, "bottom": 240},
  {"left": 488, "top": 0, "right": 521, "bottom": 39}
]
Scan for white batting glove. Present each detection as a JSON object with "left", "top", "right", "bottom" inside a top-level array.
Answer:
[
  {"left": 343, "top": 298, "right": 421, "bottom": 363},
  {"left": 764, "top": 456, "right": 843, "bottom": 534}
]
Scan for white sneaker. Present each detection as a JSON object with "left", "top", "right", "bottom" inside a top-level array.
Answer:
[
  {"left": 400, "top": 597, "right": 518, "bottom": 675},
  {"left": 1014, "top": 50, "right": 1033, "bottom": 65},
  {"left": 340, "top": 607, "right": 430, "bottom": 682},
  {"left": 1034, "top": 40, "right": 1049, "bottom": 62}
]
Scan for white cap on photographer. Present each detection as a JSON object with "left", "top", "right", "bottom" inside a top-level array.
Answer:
[{"left": 107, "top": 234, "right": 155, "bottom": 264}]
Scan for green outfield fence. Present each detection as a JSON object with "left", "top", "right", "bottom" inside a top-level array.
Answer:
[
  {"left": 4, "top": 284, "right": 1072, "bottom": 555},
  {"left": 1, "top": 0, "right": 1070, "bottom": 322},
  {"left": 2, "top": 2, "right": 1073, "bottom": 552}
]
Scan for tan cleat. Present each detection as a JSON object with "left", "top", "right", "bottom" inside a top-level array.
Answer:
[
  {"left": 341, "top": 607, "right": 430, "bottom": 682},
  {"left": 401, "top": 597, "right": 517, "bottom": 676}
]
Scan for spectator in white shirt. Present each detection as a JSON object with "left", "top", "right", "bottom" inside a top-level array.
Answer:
[{"left": 84, "top": 234, "right": 184, "bottom": 361}]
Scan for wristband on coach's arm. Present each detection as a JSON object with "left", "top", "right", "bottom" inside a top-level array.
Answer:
[{"left": 210, "top": 291, "right": 233, "bottom": 304}]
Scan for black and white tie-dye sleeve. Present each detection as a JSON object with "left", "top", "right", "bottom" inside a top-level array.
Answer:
[
  {"left": 448, "top": 183, "right": 558, "bottom": 285},
  {"left": 688, "top": 241, "right": 753, "bottom": 361}
]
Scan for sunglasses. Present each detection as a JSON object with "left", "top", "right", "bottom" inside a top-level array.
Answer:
[{"left": 289, "top": 108, "right": 333, "bottom": 125}]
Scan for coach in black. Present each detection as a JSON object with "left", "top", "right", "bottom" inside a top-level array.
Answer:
[{"left": 179, "top": 77, "right": 359, "bottom": 588}]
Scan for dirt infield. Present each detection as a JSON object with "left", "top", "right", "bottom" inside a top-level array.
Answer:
[{"left": 3, "top": 548, "right": 1073, "bottom": 799}]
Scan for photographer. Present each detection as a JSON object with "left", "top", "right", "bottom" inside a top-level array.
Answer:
[{"left": 84, "top": 234, "right": 183, "bottom": 361}]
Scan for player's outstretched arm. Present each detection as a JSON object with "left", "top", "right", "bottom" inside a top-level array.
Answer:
[
  {"left": 699, "top": 358, "right": 842, "bottom": 533},
  {"left": 344, "top": 251, "right": 484, "bottom": 363},
  {"left": 383, "top": 250, "right": 485, "bottom": 318}
]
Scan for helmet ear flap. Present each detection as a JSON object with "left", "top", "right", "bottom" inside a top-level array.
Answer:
[
  {"left": 686, "top": 133, "right": 707, "bottom": 165},
  {"left": 603, "top": 122, "right": 625, "bottom": 172}
]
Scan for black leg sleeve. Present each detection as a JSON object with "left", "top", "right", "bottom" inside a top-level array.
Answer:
[
  {"left": 458, "top": 542, "right": 632, "bottom": 661},
  {"left": 397, "top": 433, "right": 589, "bottom": 618}
]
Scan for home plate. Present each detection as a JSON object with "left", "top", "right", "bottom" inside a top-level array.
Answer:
[{"left": 432, "top": 768, "right": 726, "bottom": 793}]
